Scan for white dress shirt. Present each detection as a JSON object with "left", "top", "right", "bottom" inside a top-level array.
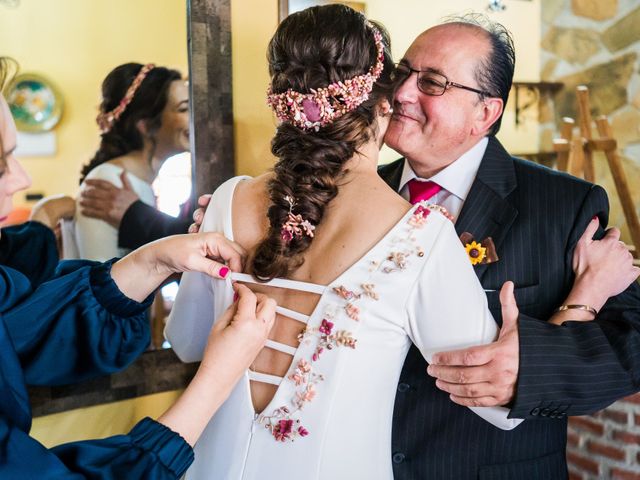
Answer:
[{"left": 398, "top": 137, "right": 489, "bottom": 220}]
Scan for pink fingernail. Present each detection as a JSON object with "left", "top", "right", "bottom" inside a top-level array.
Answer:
[
  {"left": 592, "top": 215, "right": 598, "bottom": 221},
  {"left": 233, "top": 292, "right": 239, "bottom": 302},
  {"left": 219, "top": 267, "right": 229, "bottom": 278}
]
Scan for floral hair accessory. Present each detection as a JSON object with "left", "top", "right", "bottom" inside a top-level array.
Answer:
[
  {"left": 266, "top": 23, "right": 385, "bottom": 131},
  {"left": 96, "top": 63, "right": 155, "bottom": 134},
  {"left": 460, "top": 232, "right": 499, "bottom": 266},
  {"left": 280, "top": 195, "right": 316, "bottom": 243}
]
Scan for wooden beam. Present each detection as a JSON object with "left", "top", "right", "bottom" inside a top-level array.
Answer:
[{"left": 188, "top": 0, "right": 235, "bottom": 198}]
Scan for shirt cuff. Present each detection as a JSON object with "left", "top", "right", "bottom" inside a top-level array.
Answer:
[
  {"left": 129, "top": 417, "right": 194, "bottom": 477},
  {"left": 89, "top": 258, "right": 154, "bottom": 316}
]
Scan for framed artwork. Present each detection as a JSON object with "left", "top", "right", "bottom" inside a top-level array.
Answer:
[
  {"left": 279, "top": 0, "right": 365, "bottom": 22},
  {"left": 6, "top": 73, "right": 63, "bottom": 133}
]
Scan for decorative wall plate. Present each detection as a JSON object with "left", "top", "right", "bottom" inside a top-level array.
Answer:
[{"left": 6, "top": 73, "right": 63, "bottom": 132}]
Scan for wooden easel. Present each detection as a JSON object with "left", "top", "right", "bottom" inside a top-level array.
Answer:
[{"left": 553, "top": 85, "right": 640, "bottom": 262}]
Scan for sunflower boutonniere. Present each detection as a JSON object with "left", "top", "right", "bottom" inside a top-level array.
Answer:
[{"left": 459, "top": 232, "right": 499, "bottom": 266}]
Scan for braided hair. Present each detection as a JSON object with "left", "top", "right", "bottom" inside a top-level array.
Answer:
[{"left": 252, "top": 5, "right": 394, "bottom": 281}]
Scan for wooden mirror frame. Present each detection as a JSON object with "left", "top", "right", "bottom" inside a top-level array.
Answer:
[{"left": 29, "top": 0, "right": 235, "bottom": 416}]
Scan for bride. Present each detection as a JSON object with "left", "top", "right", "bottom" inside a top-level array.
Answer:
[{"left": 165, "top": 5, "right": 636, "bottom": 479}]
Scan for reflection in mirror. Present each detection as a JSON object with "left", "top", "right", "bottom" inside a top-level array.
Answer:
[
  {"left": 0, "top": 0, "right": 190, "bottom": 236},
  {"left": 0, "top": 0, "right": 190, "bottom": 349}
]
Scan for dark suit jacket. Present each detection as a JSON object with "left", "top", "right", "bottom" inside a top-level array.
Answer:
[
  {"left": 118, "top": 200, "right": 192, "bottom": 250},
  {"left": 381, "top": 137, "right": 640, "bottom": 479}
]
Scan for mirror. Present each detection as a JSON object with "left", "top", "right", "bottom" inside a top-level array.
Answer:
[
  {"left": 0, "top": 0, "right": 191, "bottom": 210},
  {"left": 1, "top": 0, "right": 193, "bottom": 348}
]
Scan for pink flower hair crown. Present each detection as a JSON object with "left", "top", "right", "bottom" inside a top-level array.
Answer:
[
  {"left": 266, "top": 25, "right": 385, "bottom": 132},
  {"left": 280, "top": 195, "right": 315, "bottom": 243},
  {"left": 96, "top": 63, "right": 155, "bottom": 134}
]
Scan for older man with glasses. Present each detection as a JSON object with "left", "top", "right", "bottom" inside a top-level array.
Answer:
[{"left": 380, "top": 15, "right": 640, "bottom": 480}]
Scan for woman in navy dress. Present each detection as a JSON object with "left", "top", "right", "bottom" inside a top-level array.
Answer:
[{"left": 0, "top": 57, "right": 276, "bottom": 479}]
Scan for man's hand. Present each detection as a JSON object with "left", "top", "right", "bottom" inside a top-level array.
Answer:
[
  {"left": 427, "top": 281, "right": 520, "bottom": 407},
  {"left": 79, "top": 171, "right": 139, "bottom": 228},
  {"left": 569, "top": 217, "right": 639, "bottom": 311},
  {"left": 188, "top": 194, "right": 212, "bottom": 233}
]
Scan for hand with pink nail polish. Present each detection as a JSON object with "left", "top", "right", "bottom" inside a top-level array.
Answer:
[{"left": 110, "top": 232, "right": 246, "bottom": 302}]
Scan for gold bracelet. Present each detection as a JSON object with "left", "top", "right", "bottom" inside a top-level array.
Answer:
[{"left": 556, "top": 304, "right": 598, "bottom": 316}]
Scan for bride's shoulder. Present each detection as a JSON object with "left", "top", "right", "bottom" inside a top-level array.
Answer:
[{"left": 232, "top": 173, "right": 270, "bottom": 203}]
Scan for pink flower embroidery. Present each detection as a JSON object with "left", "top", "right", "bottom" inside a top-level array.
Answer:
[
  {"left": 295, "top": 385, "right": 317, "bottom": 408},
  {"left": 288, "top": 359, "right": 313, "bottom": 385},
  {"left": 345, "top": 303, "right": 360, "bottom": 321},
  {"left": 289, "top": 373, "right": 304, "bottom": 385},
  {"left": 298, "top": 426, "right": 309, "bottom": 437},
  {"left": 388, "top": 251, "right": 408, "bottom": 269},
  {"left": 319, "top": 319, "right": 334, "bottom": 335},
  {"left": 333, "top": 285, "right": 358, "bottom": 300},
  {"left": 361, "top": 283, "right": 379, "bottom": 300},
  {"left": 408, "top": 205, "right": 431, "bottom": 227},
  {"left": 298, "top": 359, "right": 311, "bottom": 373},
  {"left": 273, "top": 419, "right": 294, "bottom": 441}
]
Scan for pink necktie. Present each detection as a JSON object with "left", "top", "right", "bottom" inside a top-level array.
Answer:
[{"left": 408, "top": 179, "right": 442, "bottom": 205}]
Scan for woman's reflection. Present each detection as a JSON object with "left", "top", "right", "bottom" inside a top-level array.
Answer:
[{"left": 65, "top": 62, "right": 190, "bottom": 260}]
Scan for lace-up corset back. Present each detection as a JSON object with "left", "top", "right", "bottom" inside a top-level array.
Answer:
[{"left": 232, "top": 273, "right": 326, "bottom": 413}]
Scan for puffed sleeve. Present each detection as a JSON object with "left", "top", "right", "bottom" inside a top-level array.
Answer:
[
  {"left": 165, "top": 200, "right": 220, "bottom": 362},
  {"left": 164, "top": 177, "right": 242, "bottom": 362},
  {"left": 74, "top": 165, "right": 128, "bottom": 261},
  {"left": 405, "top": 213, "right": 523, "bottom": 430},
  {"left": 0, "top": 416, "right": 193, "bottom": 479},
  {"left": 0, "top": 221, "right": 58, "bottom": 288},
  {"left": 3, "top": 259, "right": 153, "bottom": 385}
]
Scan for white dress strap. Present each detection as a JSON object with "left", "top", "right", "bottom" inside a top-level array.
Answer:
[
  {"left": 264, "top": 339, "right": 297, "bottom": 356},
  {"left": 230, "top": 272, "right": 326, "bottom": 295},
  {"left": 248, "top": 370, "right": 283, "bottom": 386},
  {"left": 276, "top": 306, "right": 310, "bottom": 324}
]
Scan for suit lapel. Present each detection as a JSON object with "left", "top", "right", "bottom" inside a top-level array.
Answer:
[
  {"left": 455, "top": 137, "right": 518, "bottom": 281},
  {"left": 378, "top": 143, "right": 519, "bottom": 282},
  {"left": 378, "top": 158, "right": 404, "bottom": 191}
]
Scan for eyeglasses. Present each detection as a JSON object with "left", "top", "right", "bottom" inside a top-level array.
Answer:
[{"left": 391, "top": 63, "right": 493, "bottom": 98}]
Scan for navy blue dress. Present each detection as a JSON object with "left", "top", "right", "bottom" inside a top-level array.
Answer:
[
  {"left": 0, "top": 223, "right": 194, "bottom": 478},
  {"left": 0, "top": 221, "right": 59, "bottom": 288}
]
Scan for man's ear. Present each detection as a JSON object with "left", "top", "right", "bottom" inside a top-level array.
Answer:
[
  {"left": 472, "top": 97, "right": 503, "bottom": 136},
  {"left": 378, "top": 99, "right": 393, "bottom": 117}
]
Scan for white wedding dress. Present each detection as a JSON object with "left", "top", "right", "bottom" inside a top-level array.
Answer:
[
  {"left": 62, "top": 163, "right": 156, "bottom": 260},
  {"left": 166, "top": 176, "right": 522, "bottom": 480}
]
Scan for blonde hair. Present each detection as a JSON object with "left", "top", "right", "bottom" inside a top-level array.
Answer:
[{"left": 0, "top": 57, "right": 19, "bottom": 163}]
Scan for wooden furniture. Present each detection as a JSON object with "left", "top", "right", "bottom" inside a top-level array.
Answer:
[{"left": 553, "top": 86, "right": 640, "bottom": 262}]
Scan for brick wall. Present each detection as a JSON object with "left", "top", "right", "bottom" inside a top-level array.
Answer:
[{"left": 568, "top": 393, "right": 640, "bottom": 479}]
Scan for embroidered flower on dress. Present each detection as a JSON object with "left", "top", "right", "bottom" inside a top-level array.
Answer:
[
  {"left": 333, "top": 285, "right": 359, "bottom": 300},
  {"left": 263, "top": 201, "right": 442, "bottom": 444},
  {"left": 288, "top": 359, "right": 313, "bottom": 385},
  {"left": 388, "top": 251, "right": 409, "bottom": 269},
  {"left": 345, "top": 303, "right": 360, "bottom": 321},
  {"left": 361, "top": 283, "right": 379, "bottom": 300},
  {"left": 408, "top": 205, "right": 431, "bottom": 227},
  {"left": 273, "top": 419, "right": 294, "bottom": 441},
  {"left": 319, "top": 319, "right": 334, "bottom": 335},
  {"left": 294, "top": 384, "right": 317, "bottom": 408}
]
